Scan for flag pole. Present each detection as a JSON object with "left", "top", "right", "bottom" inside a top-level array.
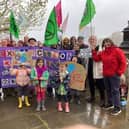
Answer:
[
  {"left": 10, "top": 32, "right": 13, "bottom": 44},
  {"left": 90, "top": 23, "right": 93, "bottom": 36},
  {"left": 90, "top": 0, "right": 93, "bottom": 36},
  {"left": 9, "top": 0, "right": 13, "bottom": 43},
  {"left": 9, "top": 10, "right": 13, "bottom": 44},
  {"left": 79, "top": 0, "right": 96, "bottom": 36}
]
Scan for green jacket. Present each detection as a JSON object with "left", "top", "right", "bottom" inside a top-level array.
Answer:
[{"left": 31, "top": 68, "right": 49, "bottom": 88}]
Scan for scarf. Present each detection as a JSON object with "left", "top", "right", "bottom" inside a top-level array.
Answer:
[{"left": 36, "top": 66, "right": 47, "bottom": 78}]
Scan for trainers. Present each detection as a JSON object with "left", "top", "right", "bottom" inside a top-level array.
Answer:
[
  {"left": 76, "top": 100, "right": 81, "bottom": 105},
  {"left": 36, "top": 106, "right": 40, "bottom": 111},
  {"left": 86, "top": 97, "right": 95, "bottom": 103},
  {"left": 111, "top": 107, "right": 121, "bottom": 116},
  {"left": 42, "top": 106, "right": 46, "bottom": 111},
  {"left": 100, "top": 103, "right": 105, "bottom": 108},
  {"left": 104, "top": 104, "right": 114, "bottom": 110},
  {"left": 100, "top": 100, "right": 105, "bottom": 107}
]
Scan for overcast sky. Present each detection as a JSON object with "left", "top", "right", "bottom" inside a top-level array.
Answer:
[{"left": 29, "top": 0, "right": 129, "bottom": 41}]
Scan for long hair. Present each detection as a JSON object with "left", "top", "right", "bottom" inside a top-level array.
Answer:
[
  {"left": 102, "top": 38, "right": 114, "bottom": 48},
  {"left": 35, "top": 58, "right": 44, "bottom": 67}
]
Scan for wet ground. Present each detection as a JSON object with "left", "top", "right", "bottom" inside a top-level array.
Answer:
[{"left": 0, "top": 93, "right": 129, "bottom": 129}]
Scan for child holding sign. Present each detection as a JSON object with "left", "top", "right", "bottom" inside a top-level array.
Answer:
[{"left": 69, "top": 56, "right": 82, "bottom": 104}]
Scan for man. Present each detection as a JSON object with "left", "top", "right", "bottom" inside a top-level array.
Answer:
[
  {"left": 77, "top": 36, "right": 88, "bottom": 49},
  {"left": 86, "top": 36, "right": 97, "bottom": 103},
  {"left": 28, "top": 38, "right": 37, "bottom": 47},
  {"left": 87, "top": 36, "right": 105, "bottom": 107}
]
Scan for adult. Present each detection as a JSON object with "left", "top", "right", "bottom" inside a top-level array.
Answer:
[
  {"left": 69, "top": 36, "right": 77, "bottom": 50},
  {"left": 1, "top": 39, "right": 8, "bottom": 47},
  {"left": 28, "top": 38, "right": 37, "bottom": 47},
  {"left": 24, "top": 35, "right": 29, "bottom": 46},
  {"left": 90, "top": 38, "right": 126, "bottom": 115},
  {"left": 62, "top": 37, "right": 70, "bottom": 50},
  {"left": 77, "top": 36, "right": 88, "bottom": 49},
  {"left": 77, "top": 36, "right": 88, "bottom": 67},
  {"left": 87, "top": 36, "right": 105, "bottom": 107}
]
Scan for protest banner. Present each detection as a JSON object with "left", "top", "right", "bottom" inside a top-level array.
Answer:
[
  {"left": 67, "top": 62, "right": 86, "bottom": 91},
  {"left": 0, "top": 47, "right": 74, "bottom": 88}
]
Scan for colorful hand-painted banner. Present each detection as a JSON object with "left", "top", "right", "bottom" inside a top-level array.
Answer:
[
  {"left": 67, "top": 62, "right": 86, "bottom": 91},
  {"left": 0, "top": 47, "right": 74, "bottom": 88}
]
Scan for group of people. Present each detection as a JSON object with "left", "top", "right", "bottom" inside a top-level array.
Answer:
[
  {"left": 87, "top": 36, "right": 127, "bottom": 116},
  {"left": 0, "top": 35, "right": 87, "bottom": 49},
  {"left": 0, "top": 35, "right": 128, "bottom": 116},
  {"left": 10, "top": 58, "right": 72, "bottom": 113}
]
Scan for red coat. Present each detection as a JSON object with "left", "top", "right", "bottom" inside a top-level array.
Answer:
[{"left": 92, "top": 46, "right": 127, "bottom": 77}]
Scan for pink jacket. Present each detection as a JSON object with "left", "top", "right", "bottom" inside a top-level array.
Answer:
[{"left": 10, "top": 68, "right": 31, "bottom": 86}]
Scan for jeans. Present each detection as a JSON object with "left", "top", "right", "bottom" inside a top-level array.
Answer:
[{"left": 104, "top": 75, "right": 120, "bottom": 108}]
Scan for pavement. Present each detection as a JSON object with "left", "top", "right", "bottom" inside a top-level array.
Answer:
[{"left": 0, "top": 93, "right": 129, "bottom": 129}]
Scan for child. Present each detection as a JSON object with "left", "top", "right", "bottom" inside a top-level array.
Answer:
[
  {"left": 56, "top": 62, "right": 70, "bottom": 113},
  {"left": 31, "top": 58, "right": 49, "bottom": 111},
  {"left": 120, "top": 74, "right": 128, "bottom": 106},
  {"left": 10, "top": 63, "right": 31, "bottom": 109},
  {"left": 69, "top": 56, "right": 82, "bottom": 104},
  {"left": 0, "top": 89, "right": 4, "bottom": 101}
]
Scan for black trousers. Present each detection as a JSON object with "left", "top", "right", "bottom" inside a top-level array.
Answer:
[
  {"left": 17, "top": 85, "right": 29, "bottom": 97},
  {"left": 96, "top": 79, "right": 105, "bottom": 100},
  {"left": 87, "top": 58, "right": 95, "bottom": 98},
  {"left": 57, "top": 94, "right": 68, "bottom": 102}
]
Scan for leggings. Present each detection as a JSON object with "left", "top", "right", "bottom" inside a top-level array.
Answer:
[{"left": 35, "top": 86, "right": 46, "bottom": 102}]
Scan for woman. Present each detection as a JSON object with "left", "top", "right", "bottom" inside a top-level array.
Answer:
[
  {"left": 69, "top": 36, "right": 77, "bottom": 50},
  {"left": 90, "top": 38, "right": 126, "bottom": 115}
]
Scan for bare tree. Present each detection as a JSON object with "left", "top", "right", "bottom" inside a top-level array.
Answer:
[{"left": 0, "top": 0, "right": 48, "bottom": 35}]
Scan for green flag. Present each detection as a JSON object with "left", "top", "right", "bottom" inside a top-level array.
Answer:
[
  {"left": 44, "top": 8, "right": 58, "bottom": 46},
  {"left": 80, "top": 0, "right": 96, "bottom": 29},
  {"left": 9, "top": 11, "right": 20, "bottom": 39}
]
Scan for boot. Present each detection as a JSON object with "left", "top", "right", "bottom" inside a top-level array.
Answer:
[
  {"left": 70, "top": 96, "right": 74, "bottom": 103},
  {"left": 65, "top": 102, "right": 70, "bottom": 113},
  {"left": 36, "top": 101, "right": 41, "bottom": 111},
  {"left": 75, "top": 95, "right": 81, "bottom": 105},
  {"left": 100, "top": 96, "right": 105, "bottom": 107},
  {"left": 25, "top": 96, "right": 31, "bottom": 107},
  {"left": 41, "top": 100, "right": 46, "bottom": 111},
  {"left": 100, "top": 100, "right": 105, "bottom": 107},
  {"left": 58, "top": 102, "right": 63, "bottom": 112},
  {"left": 18, "top": 97, "right": 22, "bottom": 109},
  {"left": 86, "top": 96, "right": 95, "bottom": 103}
]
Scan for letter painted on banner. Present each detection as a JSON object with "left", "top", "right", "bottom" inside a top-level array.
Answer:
[{"left": 36, "top": 49, "right": 43, "bottom": 57}]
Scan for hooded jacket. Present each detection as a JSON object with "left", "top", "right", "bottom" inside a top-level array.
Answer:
[{"left": 92, "top": 46, "right": 126, "bottom": 77}]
